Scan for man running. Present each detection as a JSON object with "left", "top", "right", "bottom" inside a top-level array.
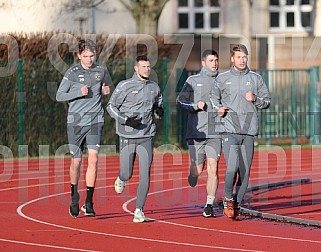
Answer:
[
  {"left": 210, "top": 44, "right": 270, "bottom": 220},
  {"left": 56, "top": 39, "right": 110, "bottom": 218},
  {"left": 177, "top": 50, "right": 221, "bottom": 218},
  {"left": 107, "top": 55, "right": 163, "bottom": 222}
]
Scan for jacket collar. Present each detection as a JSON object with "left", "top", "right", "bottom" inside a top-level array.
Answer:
[
  {"left": 132, "top": 73, "right": 149, "bottom": 84},
  {"left": 201, "top": 66, "right": 218, "bottom": 77},
  {"left": 230, "top": 66, "right": 250, "bottom": 75},
  {"left": 78, "top": 62, "right": 96, "bottom": 70}
]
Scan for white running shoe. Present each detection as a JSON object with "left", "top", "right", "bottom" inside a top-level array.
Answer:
[
  {"left": 114, "top": 176, "right": 126, "bottom": 194},
  {"left": 133, "top": 209, "right": 149, "bottom": 223}
]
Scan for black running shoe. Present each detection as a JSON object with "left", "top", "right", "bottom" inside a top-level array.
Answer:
[
  {"left": 203, "top": 204, "right": 215, "bottom": 217},
  {"left": 81, "top": 202, "right": 96, "bottom": 217},
  {"left": 69, "top": 201, "right": 79, "bottom": 218},
  {"left": 188, "top": 174, "right": 198, "bottom": 187}
]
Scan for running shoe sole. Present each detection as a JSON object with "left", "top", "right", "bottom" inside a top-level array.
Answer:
[
  {"left": 81, "top": 204, "right": 96, "bottom": 217},
  {"left": 114, "top": 177, "right": 126, "bottom": 194},
  {"left": 202, "top": 205, "right": 215, "bottom": 217},
  {"left": 69, "top": 203, "right": 79, "bottom": 218}
]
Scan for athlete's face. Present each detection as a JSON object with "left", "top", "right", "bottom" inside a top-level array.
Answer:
[
  {"left": 202, "top": 54, "right": 218, "bottom": 71},
  {"left": 231, "top": 51, "right": 248, "bottom": 71},
  {"left": 78, "top": 49, "right": 96, "bottom": 69},
  {"left": 135, "top": 60, "right": 151, "bottom": 80}
]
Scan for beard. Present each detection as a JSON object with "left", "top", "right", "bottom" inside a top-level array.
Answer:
[{"left": 137, "top": 72, "right": 149, "bottom": 80}]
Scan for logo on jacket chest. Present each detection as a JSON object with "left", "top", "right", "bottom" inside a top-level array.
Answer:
[
  {"left": 95, "top": 72, "right": 101, "bottom": 80},
  {"left": 78, "top": 72, "right": 102, "bottom": 83},
  {"left": 78, "top": 74, "right": 85, "bottom": 82}
]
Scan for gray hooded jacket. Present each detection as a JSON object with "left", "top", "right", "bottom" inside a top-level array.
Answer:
[
  {"left": 107, "top": 73, "right": 163, "bottom": 138},
  {"left": 210, "top": 66, "right": 271, "bottom": 136},
  {"left": 176, "top": 67, "right": 220, "bottom": 139},
  {"left": 56, "top": 63, "right": 107, "bottom": 126}
]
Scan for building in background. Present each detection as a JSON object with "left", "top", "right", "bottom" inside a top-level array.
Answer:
[
  {"left": 1, "top": 0, "right": 320, "bottom": 148},
  {"left": 1, "top": 0, "right": 321, "bottom": 70}
]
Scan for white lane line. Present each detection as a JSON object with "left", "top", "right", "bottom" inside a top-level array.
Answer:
[
  {"left": 122, "top": 186, "right": 321, "bottom": 245},
  {"left": 10, "top": 167, "right": 321, "bottom": 250},
  {"left": 16, "top": 188, "right": 264, "bottom": 252},
  {"left": 0, "top": 238, "right": 101, "bottom": 252},
  {"left": 3, "top": 170, "right": 318, "bottom": 194}
]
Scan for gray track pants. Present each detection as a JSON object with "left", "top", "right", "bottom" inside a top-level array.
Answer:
[
  {"left": 119, "top": 136, "right": 153, "bottom": 209},
  {"left": 222, "top": 133, "right": 254, "bottom": 205}
]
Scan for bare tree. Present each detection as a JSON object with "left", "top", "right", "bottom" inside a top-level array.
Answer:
[
  {"left": 60, "top": 0, "right": 104, "bottom": 12},
  {"left": 59, "top": 0, "right": 107, "bottom": 33},
  {"left": 118, "top": 0, "right": 170, "bottom": 35},
  {"left": 61, "top": 0, "right": 170, "bottom": 35}
]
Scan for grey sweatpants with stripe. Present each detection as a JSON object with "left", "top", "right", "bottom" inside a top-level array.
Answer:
[
  {"left": 222, "top": 133, "right": 254, "bottom": 205},
  {"left": 119, "top": 136, "right": 153, "bottom": 209}
]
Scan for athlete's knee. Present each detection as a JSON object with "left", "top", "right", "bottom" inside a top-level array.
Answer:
[
  {"left": 208, "top": 170, "right": 218, "bottom": 180},
  {"left": 207, "top": 158, "right": 218, "bottom": 173},
  {"left": 71, "top": 158, "right": 82, "bottom": 170},
  {"left": 88, "top": 150, "right": 98, "bottom": 165}
]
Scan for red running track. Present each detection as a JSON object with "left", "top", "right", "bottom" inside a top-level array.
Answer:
[{"left": 1, "top": 147, "right": 321, "bottom": 251}]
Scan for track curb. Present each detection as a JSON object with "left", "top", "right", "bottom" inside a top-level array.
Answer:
[{"left": 241, "top": 178, "right": 321, "bottom": 228}]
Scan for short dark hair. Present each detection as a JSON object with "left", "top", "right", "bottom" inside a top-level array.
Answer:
[
  {"left": 78, "top": 39, "right": 96, "bottom": 54},
  {"left": 202, "top": 49, "right": 218, "bottom": 60},
  {"left": 136, "top": 55, "right": 149, "bottom": 63},
  {"left": 231, "top": 44, "right": 248, "bottom": 56}
]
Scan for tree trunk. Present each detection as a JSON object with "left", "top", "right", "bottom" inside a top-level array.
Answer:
[
  {"left": 119, "top": 0, "right": 169, "bottom": 35},
  {"left": 135, "top": 13, "right": 159, "bottom": 35}
]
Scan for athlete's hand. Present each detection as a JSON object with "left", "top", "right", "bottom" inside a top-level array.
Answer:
[
  {"left": 197, "top": 101, "right": 206, "bottom": 110},
  {"left": 155, "top": 107, "right": 164, "bottom": 118},
  {"left": 218, "top": 107, "right": 228, "bottom": 117},
  {"left": 245, "top": 91, "right": 256, "bottom": 102},
  {"left": 81, "top": 85, "right": 88, "bottom": 96},
  {"left": 102, "top": 83, "right": 110, "bottom": 95},
  {"left": 125, "top": 115, "right": 142, "bottom": 128}
]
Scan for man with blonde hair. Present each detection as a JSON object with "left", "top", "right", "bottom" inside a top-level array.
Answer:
[{"left": 210, "top": 44, "right": 270, "bottom": 220}]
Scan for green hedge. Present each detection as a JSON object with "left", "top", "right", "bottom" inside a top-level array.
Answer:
[{"left": 0, "top": 33, "right": 173, "bottom": 157}]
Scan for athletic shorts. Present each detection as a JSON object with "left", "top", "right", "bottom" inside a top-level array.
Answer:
[
  {"left": 188, "top": 138, "right": 222, "bottom": 167},
  {"left": 67, "top": 122, "right": 104, "bottom": 158}
]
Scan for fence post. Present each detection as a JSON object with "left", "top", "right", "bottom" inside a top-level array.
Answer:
[
  {"left": 261, "top": 69, "right": 271, "bottom": 145},
  {"left": 175, "top": 68, "right": 188, "bottom": 149},
  {"left": 162, "top": 57, "right": 169, "bottom": 144},
  {"left": 309, "top": 66, "right": 320, "bottom": 144},
  {"left": 18, "top": 59, "right": 24, "bottom": 148},
  {"left": 291, "top": 71, "right": 297, "bottom": 145}
]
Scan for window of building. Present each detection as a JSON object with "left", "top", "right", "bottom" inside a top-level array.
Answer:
[
  {"left": 178, "top": 0, "right": 221, "bottom": 33},
  {"left": 269, "top": 0, "right": 314, "bottom": 32},
  {"left": 178, "top": 0, "right": 188, "bottom": 6}
]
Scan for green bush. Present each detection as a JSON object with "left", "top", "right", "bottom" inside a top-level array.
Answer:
[{"left": 0, "top": 32, "right": 174, "bottom": 157}]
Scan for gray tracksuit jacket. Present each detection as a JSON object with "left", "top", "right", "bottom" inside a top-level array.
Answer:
[
  {"left": 107, "top": 73, "right": 163, "bottom": 138},
  {"left": 176, "top": 67, "right": 220, "bottom": 139},
  {"left": 56, "top": 63, "right": 107, "bottom": 126},
  {"left": 210, "top": 66, "right": 271, "bottom": 136}
]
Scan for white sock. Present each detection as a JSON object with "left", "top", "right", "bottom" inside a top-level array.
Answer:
[{"left": 206, "top": 195, "right": 215, "bottom": 206}]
